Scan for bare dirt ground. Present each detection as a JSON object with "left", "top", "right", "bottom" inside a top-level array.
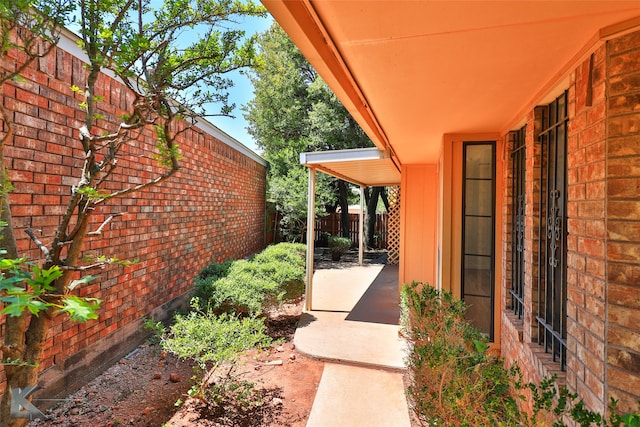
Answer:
[
  {"left": 29, "top": 303, "right": 324, "bottom": 427},
  {"left": 29, "top": 251, "right": 390, "bottom": 427}
]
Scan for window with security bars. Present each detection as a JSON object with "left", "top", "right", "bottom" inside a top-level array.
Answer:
[
  {"left": 536, "top": 91, "right": 568, "bottom": 370},
  {"left": 510, "top": 126, "right": 526, "bottom": 319}
]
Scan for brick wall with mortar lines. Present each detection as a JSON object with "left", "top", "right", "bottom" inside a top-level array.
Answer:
[
  {"left": 501, "top": 28, "right": 640, "bottom": 416},
  {"left": 566, "top": 42, "right": 607, "bottom": 413},
  {"left": 0, "top": 37, "right": 267, "bottom": 396},
  {"left": 605, "top": 30, "right": 640, "bottom": 413}
]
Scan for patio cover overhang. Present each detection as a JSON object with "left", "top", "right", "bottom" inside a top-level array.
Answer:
[
  {"left": 300, "top": 147, "right": 401, "bottom": 188},
  {"left": 300, "top": 147, "right": 401, "bottom": 310}
]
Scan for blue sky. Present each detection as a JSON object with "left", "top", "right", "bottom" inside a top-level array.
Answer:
[
  {"left": 208, "top": 14, "right": 274, "bottom": 155},
  {"left": 68, "top": 8, "right": 273, "bottom": 155}
]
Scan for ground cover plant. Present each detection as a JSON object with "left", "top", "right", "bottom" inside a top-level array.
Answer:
[
  {"left": 146, "top": 243, "right": 307, "bottom": 419},
  {"left": 401, "top": 282, "right": 640, "bottom": 427},
  {"left": 194, "top": 243, "right": 306, "bottom": 315}
]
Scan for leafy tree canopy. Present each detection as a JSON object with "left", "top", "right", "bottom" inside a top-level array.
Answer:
[
  {"left": 0, "top": 1, "right": 266, "bottom": 424},
  {"left": 244, "top": 23, "right": 372, "bottom": 240}
]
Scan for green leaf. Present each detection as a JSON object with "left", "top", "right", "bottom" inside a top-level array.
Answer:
[
  {"left": 57, "top": 296, "right": 101, "bottom": 322},
  {"left": 0, "top": 277, "right": 29, "bottom": 293},
  {"left": 76, "top": 186, "right": 110, "bottom": 201},
  {"left": 26, "top": 265, "right": 63, "bottom": 293},
  {"left": 0, "top": 256, "right": 28, "bottom": 271},
  {"left": 68, "top": 275, "right": 96, "bottom": 292},
  {"left": 622, "top": 413, "right": 640, "bottom": 427},
  {"left": 0, "top": 294, "right": 49, "bottom": 317}
]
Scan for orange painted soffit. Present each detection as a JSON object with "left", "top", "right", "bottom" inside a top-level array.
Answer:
[{"left": 268, "top": 0, "right": 394, "bottom": 158}]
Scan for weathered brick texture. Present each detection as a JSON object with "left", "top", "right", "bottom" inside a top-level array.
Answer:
[
  {"left": 502, "top": 28, "right": 640, "bottom": 416},
  {"left": 0, "top": 31, "right": 267, "bottom": 399},
  {"left": 605, "top": 29, "right": 640, "bottom": 413}
]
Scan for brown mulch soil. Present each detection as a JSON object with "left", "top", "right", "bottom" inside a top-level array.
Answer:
[
  {"left": 28, "top": 251, "right": 390, "bottom": 427},
  {"left": 28, "top": 303, "right": 324, "bottom": 427}
]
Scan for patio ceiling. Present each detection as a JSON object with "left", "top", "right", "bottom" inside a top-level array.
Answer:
[
  {"left": 300, "top": 147, "right": 401, "bottom": 187},
  {"left": 263, "top": 1, "right": 640, "bottom": 166}
]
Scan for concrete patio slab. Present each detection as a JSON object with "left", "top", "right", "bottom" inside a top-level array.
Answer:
[
  {"left": 295, "top": 311, "right": 407, "bottom": 369},
  {"left": 296, "top": 264, "right": 411, "bottom": 426},
  {"left": 310, "top": 264, "right": 384, "bottom": 312},
  {"left": 306, "top": 363, "right": 411, "bottom": 427}
]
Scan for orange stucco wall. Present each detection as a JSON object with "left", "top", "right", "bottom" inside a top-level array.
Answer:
[{"left": 399, "top": 164, "right": 438, "bottom": 288}]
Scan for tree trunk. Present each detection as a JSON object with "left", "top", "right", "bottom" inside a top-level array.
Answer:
[
  {"left": 365, "top": 187, "right": 382, "bottom": 248},
  {"left": 337, "top": 180, "right": 349, "bottom": 238},
  {"left": 1, "top": 208, "right": 90, "bottom": 426},
  {"left": 0, "top": 152, "right": 19, "bottom": 260},
  {"left": 1, "top": 312, "right": 50, "bottom": 427}
]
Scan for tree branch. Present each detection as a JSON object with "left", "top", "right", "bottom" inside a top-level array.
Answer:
[
  {"left": 59, "top": 263, "right": 105, "bottom": 271},
  {"left": 94, "top": 167, "right": 178, "bottom": 205},
  {"left": 25, "top": 228, "right": 51, "bottom": 259},
  {"left": 87, "top": 212, "right": 124, "bottom": 235}
]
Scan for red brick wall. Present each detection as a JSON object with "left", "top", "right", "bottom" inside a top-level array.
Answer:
[
  {"left": 605, "top": 30, "right": 640, "bottom": 413},
  {"left": 501, "top": 28, "right": 640, "bottom": 416},
  {"left": 0, "top": 32, "right": 267, "bottom": 398},
  {"left": 566, "top": 43, "right": 608, "bottom": 413}
]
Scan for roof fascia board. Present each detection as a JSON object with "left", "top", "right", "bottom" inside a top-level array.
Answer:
[
  {"left": 311, "top": 164, "right": 400, "bottom": 187},
  {"left": 299, "top": 147, "right": 387, "bottom": 165}
]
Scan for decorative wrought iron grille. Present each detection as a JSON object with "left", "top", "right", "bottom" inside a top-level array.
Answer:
[
  {"left": 536, "top": 91, "right": 568, "bottom": 370},
  {"left": 510, "top": 126, "right": 526, "bottom": 318}
]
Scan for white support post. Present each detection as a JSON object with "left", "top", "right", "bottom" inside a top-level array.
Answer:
[
  {"left": 359, "top": 185, "right": 365, "bottom": 266},
  {"left": 305, "top": 167, "right": 316, "bottom": 311}
]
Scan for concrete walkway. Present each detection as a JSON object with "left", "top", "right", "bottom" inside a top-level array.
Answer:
[{"left": 295, "top": 264, "right": 412, "bottom": 427}]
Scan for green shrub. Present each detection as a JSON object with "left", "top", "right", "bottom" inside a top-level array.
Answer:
[
  {"left": 202, "top": 260, "right": 280, "bottom": 315},
  {"left": 401, "top": 282, "right": 640, "bottom": 427},
  {"left": 193, "top": 260, "right": 234, "bottom": 303},
  {"left": 194, "top": 243, "right": 306, "bottom": 315},
  {"left": 327, "top": 236, "right": 351, "bottom": 260},
  {"left": 252, "top": 243, "right": 305, "bottom": 302},
  {"left": 401, "top": 282, "right": 520, "bottom": 426},
  {"left": 252, "top": 242, "right": 306, "bottom": 269},
  {"left": 198, "top": 260, "right": 234, "bottom": 281},
  {"left": 155, "top": 298, "right": 272, "bottom": 407},
  {"left": 160, "top": 300, "right": 271, "bottom": 368}
]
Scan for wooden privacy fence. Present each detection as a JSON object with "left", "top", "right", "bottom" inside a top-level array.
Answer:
[
  {"left": 266, "top": 208, "right": 389, "bottom": 249},
  {"left": 315, "top": 212, "right": 389, "bottom": 248}
]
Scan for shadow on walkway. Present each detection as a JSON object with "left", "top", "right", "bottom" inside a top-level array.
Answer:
[{"left": 345, "top": 264, "right": 400, "bottom": 325}]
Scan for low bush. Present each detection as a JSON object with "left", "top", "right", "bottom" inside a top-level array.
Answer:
[
  {"left": 252, "top": 242, "right": 306, "bottom": 269},
  {"left": 147, "top": 298, "right": 272, "bottom": 408},
  {"left": 197, "top": 260, "right": 234, "bottom": 281},
  {"left": 252, "top": 243, "right": 305, "bottom": 302},
  {"left": 327, "top": 236, "right": 351, "bottom": 261},
  {"left": 401, "top": 282, "right": 640, "bottom": 427},
  {"left": 204, "top": 260, "right": 281, "bottom": 315},
  {"left": 401, "top": 282, "right": 520, "bottom": 426},
  {"left": 195, "top": 243, "right": 306, "bottom": 316}
]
